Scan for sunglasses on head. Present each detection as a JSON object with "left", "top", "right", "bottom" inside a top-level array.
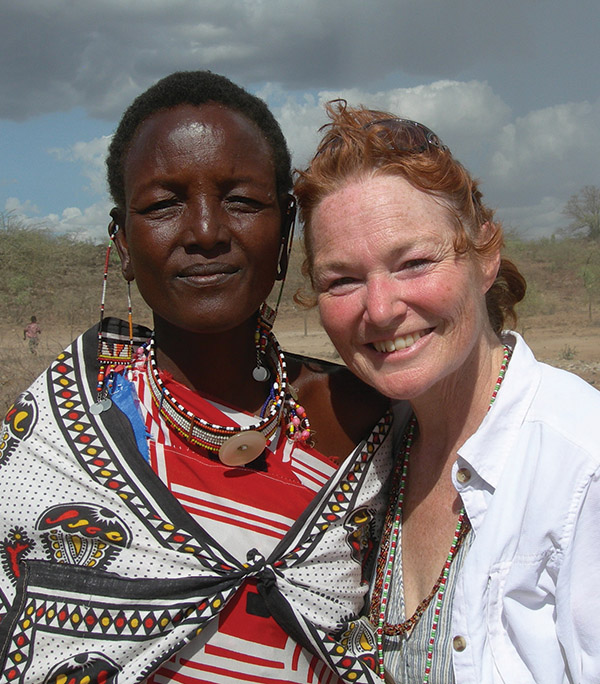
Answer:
[
  {"left": 316, "top": 115, "right": 447, "bottom": 158},
  {"left": 363, "top": 117, "right": 448, "bottom": 153}
]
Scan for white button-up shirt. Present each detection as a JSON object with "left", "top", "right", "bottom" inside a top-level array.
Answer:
[{"left": 449, "top": 332, "right": 600, "bottom": 683}]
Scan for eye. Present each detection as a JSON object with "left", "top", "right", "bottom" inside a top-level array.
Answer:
[
  {"left": 404, "top": 258, "right": 431, "bottom": 270},
  {"left": 137, "top": 198, "right": 180, "bottom": 216},
  {"left": 394, "top": 257, "right": 436, "bottom": 278},
  {"left": 321, "top": 276, "right": 361, "bottom": 296},
  {"left": 225, "top": 194, "right": 268, "bottom": 213}
]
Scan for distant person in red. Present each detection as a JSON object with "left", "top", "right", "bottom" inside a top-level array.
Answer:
[{"left": 23, "top": 315, "right": 41, "bottom": 354}]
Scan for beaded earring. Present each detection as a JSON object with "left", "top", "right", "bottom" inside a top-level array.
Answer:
[
  {"left": 252, "top": 196, "right": 296, "bottom": 383},
  {"left": 90, "top": 220, "right": 134, "bottom": 415},
  {"left": 252, "top": 302, "right": 277, "bottom": 381}
]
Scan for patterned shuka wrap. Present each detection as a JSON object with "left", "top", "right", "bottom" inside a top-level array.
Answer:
[{"left": 0, "top": 319, "right": 393, "bottom": 683}]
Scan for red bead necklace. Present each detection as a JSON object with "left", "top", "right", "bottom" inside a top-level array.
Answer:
[
  {"left": 145, "top": 330, "right": 311, "bottom": 466},
  {"left": 371, "top": 345, "right": 511, "bottom": 682}
]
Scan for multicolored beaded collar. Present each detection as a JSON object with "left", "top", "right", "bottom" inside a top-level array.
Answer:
[
  {"left": 371, "top": 344, "right": 511, "bottom": 683},
  {"left": 144, "top": 330, "right": 311, "bottom": 467}
]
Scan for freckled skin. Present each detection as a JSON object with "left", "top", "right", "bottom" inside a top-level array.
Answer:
[
  {"left": 310, "top": 174, "right": 501, "bottom": 403},
  {"left": 310, "top": 172, "right": 505, "bottom": 612}
]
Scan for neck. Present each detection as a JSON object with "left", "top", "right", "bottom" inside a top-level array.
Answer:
[
  {"left": 152, "top": 314, "right": 270, "bottom": 414},
  {"left": 409, "top": 332, "right": 505, "bottom": 469}
]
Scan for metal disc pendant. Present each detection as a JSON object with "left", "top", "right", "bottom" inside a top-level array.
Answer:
[
  {"left": 89, "top": 398, "right": 113, "bottom": 415},
  {"left": 218, "top": 431, "right": 267, "bottom": 466},
  {"left": 252, "top": 365, "right": 269, "bottom": 382}
]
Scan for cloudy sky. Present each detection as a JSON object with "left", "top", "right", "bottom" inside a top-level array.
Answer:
[{"left": 1, "top": 0, "right": 599, "bottom": 241}]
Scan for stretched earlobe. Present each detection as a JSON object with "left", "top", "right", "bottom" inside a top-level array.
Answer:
[
  {"left": 108, "top": 208, "right": 134, "bottom": 282},
  {"left": 276, "top": 195, "right": 296, "bottom": 281}
]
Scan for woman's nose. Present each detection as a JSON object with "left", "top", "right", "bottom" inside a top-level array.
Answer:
[
  {"left": 182, "top": 198, "right": 229, "bottom": 250},
  {"left": 363, "top": 275, "right": 408, "bottom": 327}
]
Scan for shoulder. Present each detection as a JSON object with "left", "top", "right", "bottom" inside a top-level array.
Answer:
[
  {"left": 285, "top": 351, "right": 390, "bottom": 461},
  {"left": 506, "top": 331, "right": 600, "bottom": 461},
  {"left": 532, "top": 362, "right": 600, "bottom": 452},
  {"left": 81, "top": 317, "right": 152, "bottom": 358},
  {"left": 286, "top": 351, "right": 389, "bottom": 420}
]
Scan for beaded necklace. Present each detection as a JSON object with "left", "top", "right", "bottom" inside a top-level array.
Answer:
[
  {"left": 144, "top": 329, "right": 311, "bottom": 466},
  {"left": 372, "top": 345, "right": 511, "bottom": 682}
]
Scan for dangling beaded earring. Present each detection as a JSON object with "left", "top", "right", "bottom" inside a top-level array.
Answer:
[
  {"left": 252, "top": 196, "right": 296, "bottom": 383},
  {"left": 90, "top": 219, "right": 134, "bottom": 415},
  {"left": 285, "top": 392, "right": 311, "bottom": 444},
  {"left": 252, "top": 302, "right": 277, "bottom": 381}
]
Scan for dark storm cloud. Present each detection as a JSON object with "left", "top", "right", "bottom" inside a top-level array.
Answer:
[
  {"left": 2, "top": 0, "right": 599, "bottom": 239},
  {"left": 0, "top": 0, "right": 534, "bottom": 121}
]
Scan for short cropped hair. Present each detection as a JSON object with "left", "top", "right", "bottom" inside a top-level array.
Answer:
[{"left": 107, "top": 71, "right": 292, "bottom": 209}]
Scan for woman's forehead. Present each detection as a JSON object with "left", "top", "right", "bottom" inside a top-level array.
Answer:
[
  {"left": 129, "top": 103, "right": 272, "bottom": 158},
  {"left": 314, "top": 174, "right": 449, "bottom": 226},
  {"left": 123, "top": 103, "right": 277, "bottom": 193}
]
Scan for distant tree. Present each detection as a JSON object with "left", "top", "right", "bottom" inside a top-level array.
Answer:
[
  {"left": 580, "top": 255, "right": 600, "bottom": 322},
  {"left": 563, "top": 185, "right": 600, "bottom": 239}
]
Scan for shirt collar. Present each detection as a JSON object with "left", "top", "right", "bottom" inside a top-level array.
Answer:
[{"left": 456, "top": 332, "right": 542, "bottom": 491}]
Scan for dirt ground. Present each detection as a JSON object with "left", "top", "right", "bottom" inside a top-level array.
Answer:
[
  {"left": 273, "top": 309, "right": 600, "bottom": 388},
  {"left": 1, "top": 311, "right": 599, "bottom": 414},
  {"left": 511, "top": 323, "right": 600, "bottom": 387}
]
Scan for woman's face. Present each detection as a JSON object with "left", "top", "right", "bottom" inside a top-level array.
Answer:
[
  {"left": 116, "top": 103, "right": 284, "bottom": 334},
  {"left": 310, "top": 174, "right": 499, "bottom": 400}
]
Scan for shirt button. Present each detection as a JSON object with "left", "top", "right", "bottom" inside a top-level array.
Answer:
[
  {"left": 453, "top": 635, "right": 467, "bottom": 652},
  {"left": 456, "top": 468, "right": 471, "bottom": 484}
]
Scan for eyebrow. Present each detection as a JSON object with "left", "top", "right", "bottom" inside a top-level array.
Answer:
[{"left": 313, "top": 240, "right": 430, "bottom": 270}]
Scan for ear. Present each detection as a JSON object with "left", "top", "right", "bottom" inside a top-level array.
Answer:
[
  {"left": 109, "top": 208, "right": 135, "bottom": 282},
  {"left": 478, "top": 221, "right": 501, "bottom": 293},
  {"left": 276, "top": 195, "right": 296, "bottom": 281}
]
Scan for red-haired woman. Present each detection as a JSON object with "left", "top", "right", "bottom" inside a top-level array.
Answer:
[{"left": 295, "top": 101, "right": 600, "bottom": 684}]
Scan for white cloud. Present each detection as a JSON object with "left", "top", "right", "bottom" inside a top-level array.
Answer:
[
  {"left": 49, "top": 136, "right": 111, "bottom": 196},
  {"left": 497, "top": 196, "right": 566, "bottom": 240},
  {"left": 261, "top": 89, "right": 326, "bottom": 169},
  {"left": 4, "top": 77, "right": 600, "bottom": 242},
  {"left": 58, "top": 201, "right": 113, "bottom": 242},
  {"left": 4, "top": 196, "right": 112, "bottom": 242},
  {"left": 266, "top": 82, "right": 599, "bottom": 237},
  {"left": 5, "top": 196, "right": 40, "bottom": 216},
  {"left": 268, "top": 80, "right": 512, "bottom": 171},
  {"left": 489, "top": 99, "right": 600, "bottom": 204}
]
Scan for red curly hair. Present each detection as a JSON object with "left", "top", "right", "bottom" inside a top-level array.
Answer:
[{"left": 294, "top": 100, "right": 526, "bottom": 335}]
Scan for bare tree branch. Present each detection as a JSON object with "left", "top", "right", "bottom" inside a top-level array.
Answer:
[{"left": 563, "top": 185, "right": 600, "bottom": 239}]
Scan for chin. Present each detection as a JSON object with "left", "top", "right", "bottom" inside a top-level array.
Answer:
[{"left": 352, "top": 362, "right": 438, "bottom": 401}]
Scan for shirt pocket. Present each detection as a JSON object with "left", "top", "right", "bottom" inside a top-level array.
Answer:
[{"left": 486, "top": 562, "right": 538, "bottom": 684}]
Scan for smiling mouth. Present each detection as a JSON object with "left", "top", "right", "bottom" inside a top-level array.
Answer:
[{"left": 371, "top": 328, "right": 433, "bottom": 353}]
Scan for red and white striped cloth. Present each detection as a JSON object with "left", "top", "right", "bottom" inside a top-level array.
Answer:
[{"left": 132, "top": 364, "right": 344, "bottom": 683}]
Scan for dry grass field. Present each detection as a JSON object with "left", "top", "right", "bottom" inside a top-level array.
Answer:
[
  {"left": 1, "top": 225, "right": 599, "bottom": 414},
  {"left": 1, "top": 305, "right": 599, "bottom": 417}
]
